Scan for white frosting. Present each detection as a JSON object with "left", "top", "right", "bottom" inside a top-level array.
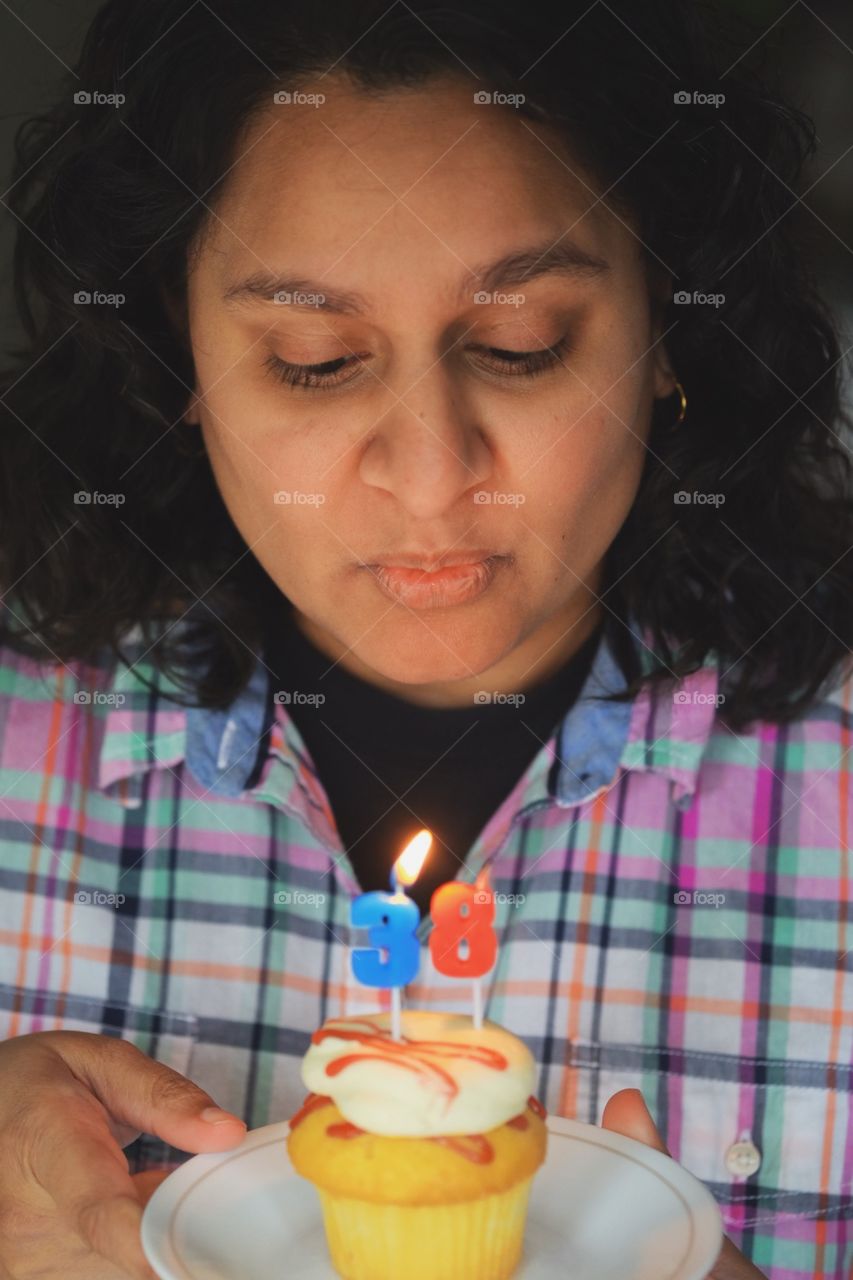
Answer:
[{"left": 300, "top": 1010, "right": 537, "bottom": 1137}]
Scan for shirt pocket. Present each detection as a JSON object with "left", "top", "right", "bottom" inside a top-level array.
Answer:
[
  {"left": 551, "top": 1040, "right": 853, "bottom": 1239},
  {"left": 0, "top": 981, "right": 199, "bottom": 1173}
]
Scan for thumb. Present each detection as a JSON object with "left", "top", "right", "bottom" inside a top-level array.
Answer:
[
  {"left": 600, "top": 1090, "right": 761, "bottom": 1278},
  {"left": 59, "top": 1031, "right": 247, "bottom": 1154},
  {"left": 600, "top": 1087, "right": 671, "bottom": 1155}
]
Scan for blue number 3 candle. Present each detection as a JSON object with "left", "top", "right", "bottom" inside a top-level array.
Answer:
[{"left": 350, "top": 829, "right": 432, "bottom": 1039}]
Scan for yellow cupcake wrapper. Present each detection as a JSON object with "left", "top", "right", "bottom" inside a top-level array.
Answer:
[{"left": 316, "top": 1175, "right": 535, "bottom": 1280}]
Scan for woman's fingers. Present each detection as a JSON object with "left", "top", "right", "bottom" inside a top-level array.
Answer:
[
  {"left": 600, "top": 1087, "right": 671, "bottom": 1154},
  {"left": 599, "top": 1088, "right": 768, "bottom": 1279},
  {"left": 30, "top": 1111, "right": 158, "bottom": 1279}
]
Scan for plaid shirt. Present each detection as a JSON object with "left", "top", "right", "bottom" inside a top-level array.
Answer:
[{"left": 0, "top": 605, "right": 851, "bottom": 1280}]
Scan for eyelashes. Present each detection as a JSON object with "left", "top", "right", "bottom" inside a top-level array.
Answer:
[{"left": 262, "top": 335, "right": 573, "bottom": 391}]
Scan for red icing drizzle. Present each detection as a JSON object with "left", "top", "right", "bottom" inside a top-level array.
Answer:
[
  {"left": 312, "top": 1018, "right": 509, "bottom": 1107},
  {"left": 326, "top": 1121, "right": 363, "bottom": 1139},
  {"left": 528, "top": 1094, "right": 547, "bottom": 1120},
  {"left": 288, "top": 1092, "right": 333, "bottom": 1129},
  {"left": 287, "top": 1091, "right": 547, "bottom": 1164},
  {"left": 289, "top": 1020, "right": 545, "bottom": 1168},
  {"left": 431, "top": 1134, "right": 494, "bottom": 1163}
]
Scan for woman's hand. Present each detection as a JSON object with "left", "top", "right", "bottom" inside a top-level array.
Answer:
[
  {"left": 0, "top": 1030, "right": 247, "bottom": 1279},
  {"left": 601, "top": 1089, "right": 767, "bottom": 1279}
]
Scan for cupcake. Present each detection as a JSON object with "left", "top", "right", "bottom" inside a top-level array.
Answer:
[{"left": 286, "top": 1009, "right": 547, "bottom": 1280}]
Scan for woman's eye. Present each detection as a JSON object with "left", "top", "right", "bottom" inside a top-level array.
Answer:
[
  {"left": 262, "top": 352, "right": 361, "bottom": 390},
  {"left": 478, "top": 336, "right": 572, "bottom": 377},
  {"left": 262, "top": 335, "right": 571, "bottom": 391}
]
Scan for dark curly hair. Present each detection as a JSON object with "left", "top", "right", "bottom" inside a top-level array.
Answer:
[{"left": 1, "top": 0, "right": 851, "bottom": 730}]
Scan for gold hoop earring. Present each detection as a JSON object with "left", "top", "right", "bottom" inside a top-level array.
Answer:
[{"left": 672, "top": 379, "right": 687, "bottom": 425}]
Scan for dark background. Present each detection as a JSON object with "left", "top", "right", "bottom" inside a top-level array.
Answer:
[{"left": 1, "top": 0, "right": 851, "bottom": 405}]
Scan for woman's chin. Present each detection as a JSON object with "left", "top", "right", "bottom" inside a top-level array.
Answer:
[{"left": 349, "top": 623, "right": 519, "bottom": 698}]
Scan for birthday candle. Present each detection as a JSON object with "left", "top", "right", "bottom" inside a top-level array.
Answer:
[
  {"left": 429, "top": 867, "right": 498, "bottom": 1028},
  {"left": 350, "top": 829, "right": 432, "bottom": 1039}
]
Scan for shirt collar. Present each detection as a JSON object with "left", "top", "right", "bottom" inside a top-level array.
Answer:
[
  {"left": 553, "top": 614, "right": 721, "bottom": 812},
  {"left": 96, "top": 610, "right": 720, "bottom": 826}
]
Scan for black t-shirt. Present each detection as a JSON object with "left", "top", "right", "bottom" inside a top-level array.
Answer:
[{"left": 266, "top": 601, "right": 602, "bottom": 916}]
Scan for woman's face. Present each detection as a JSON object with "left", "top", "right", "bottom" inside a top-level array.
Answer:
[{"left": 184, "top": 74, "right": 675, "bottom": 705}]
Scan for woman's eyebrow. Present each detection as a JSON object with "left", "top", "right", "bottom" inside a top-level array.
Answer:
[{"left": 221, "top": 238, "right": 610, "bottom": 315}]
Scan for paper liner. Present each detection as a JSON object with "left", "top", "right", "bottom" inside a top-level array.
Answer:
[{"left": 315, "top": 1175, "right": 535, "bottom": 1280}]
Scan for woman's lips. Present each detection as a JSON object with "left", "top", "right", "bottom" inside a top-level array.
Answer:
[{"left": 366, "top": 556, "right": 504, "bottom": 609}]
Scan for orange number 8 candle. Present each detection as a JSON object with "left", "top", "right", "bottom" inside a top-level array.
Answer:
[{"left": 429, "top": 871, "right": 497, "bottom": 1027}]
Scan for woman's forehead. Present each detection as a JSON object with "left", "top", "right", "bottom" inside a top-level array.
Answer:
[{"left": 212, "top": 76, "right": 623, "bottom": 243}]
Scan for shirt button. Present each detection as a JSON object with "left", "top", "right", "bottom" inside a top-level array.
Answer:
[{"left": 724, "top": 1135, "right": 761, "bottom": 1179}]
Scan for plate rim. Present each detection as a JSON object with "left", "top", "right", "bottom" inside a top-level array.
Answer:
[{"left": 142, "top": 1115, "right": 723, "bottom": 1280}]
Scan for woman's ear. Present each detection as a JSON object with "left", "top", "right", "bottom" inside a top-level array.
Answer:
[
  {"left": 652, "top": 341, "right": 677, "bottom": 400},
  {"left": 159, "top": 283, "right": 194, "bottom": 359},
  {"left": 647, "top": 264, "right": 677, "bottom": 400},
  {"left": 159, "top": 284, "right": 199, "bottom": 424}
]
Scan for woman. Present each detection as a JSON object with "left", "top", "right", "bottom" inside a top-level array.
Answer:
[{"left": 0, "top": 1, "right": 850, "bottom": 1277}]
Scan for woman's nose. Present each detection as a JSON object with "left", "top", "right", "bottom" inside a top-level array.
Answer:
[{"left": 358, "top": 379, "right": 493, "bottom": 519}]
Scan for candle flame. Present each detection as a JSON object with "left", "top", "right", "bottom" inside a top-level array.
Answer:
[{"left": 394, "top": 829, "right": 432, "bottom": 887}]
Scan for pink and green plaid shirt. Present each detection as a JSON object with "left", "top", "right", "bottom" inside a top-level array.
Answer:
[{"left": 0, "top": 602, "right": 851, "bottom": 1280}]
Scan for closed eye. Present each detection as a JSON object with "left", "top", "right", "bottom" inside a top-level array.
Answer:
[{"left": 262, "top": 335, "right": 572, "bottom": 390}]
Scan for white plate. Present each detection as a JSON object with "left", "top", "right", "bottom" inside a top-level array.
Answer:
[{"left": 141, "top": 1116, "right": 723, "bottom": 1280}]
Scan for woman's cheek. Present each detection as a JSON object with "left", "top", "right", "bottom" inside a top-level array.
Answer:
[{"left": 538, "top": 400, "right": 646, "bottom": 516}]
